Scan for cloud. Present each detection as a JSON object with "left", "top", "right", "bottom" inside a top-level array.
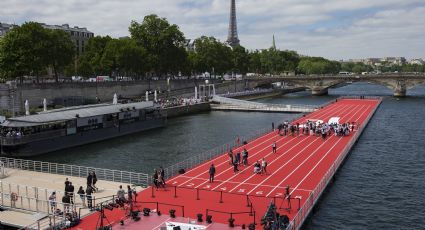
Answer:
[{"left": 0, "top": 0, "right": 424, "bottom": 60}]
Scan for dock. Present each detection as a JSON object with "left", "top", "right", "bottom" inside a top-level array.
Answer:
[
  {"left": 0, "top": 158, "right": 149, "bottom": 229},
  {"left": 70, "top": 96, "right": 381, "bottom": 230},
  {"left": 211, "top": 95, "right": 317, "bottom": 113}
]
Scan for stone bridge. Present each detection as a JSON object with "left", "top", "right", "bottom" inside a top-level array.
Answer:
[{"left": 246, "top": 74, "right": 425, "bottom": 97}]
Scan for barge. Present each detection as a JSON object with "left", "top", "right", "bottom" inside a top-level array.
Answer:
[{"left": 0, "top": 101, "right": 166, "bottom": 156}]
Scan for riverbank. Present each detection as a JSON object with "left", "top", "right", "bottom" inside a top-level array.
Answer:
[{"left": 163, "top": 102, "right": 210, "bottom": 118}]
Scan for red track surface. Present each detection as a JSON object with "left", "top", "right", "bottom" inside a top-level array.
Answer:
[{"left": 72, "top": 99, "right": 380, "bottom": 230}]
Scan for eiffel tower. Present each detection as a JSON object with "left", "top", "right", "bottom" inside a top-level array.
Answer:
[{"left": 226, "top": 0, "right": 240, "bottom": 47}]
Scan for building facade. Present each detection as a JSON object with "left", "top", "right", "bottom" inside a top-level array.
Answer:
[
  {"left": 0, "top": 22, "right": 15, "bottom": 38},
  {"left": 40, "top": 23, "right": 94, "bottom": 55}
]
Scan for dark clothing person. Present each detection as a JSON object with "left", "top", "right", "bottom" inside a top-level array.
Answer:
[
  {"left": 233, "top": 160, "right": 239, "bottom": 173},
  {"left": 64, "top": 179, "right": 70, "bottom": 192},
  {"left": 77, "top": 186, "right": 86, "bottom": 207},
  {"left": 209, "top": 164, "right": 216, "bottom": 183},
  {"left": 92, "top": 172, "right": 98, "bottom": 191},
  {"left": 86, "top": 187, "right": 93, "bottom": 209},
  {"left": 127, "top": 186, "right": 133, "bottom": 202},
  {"left": 159, "top": 167, "right": 166, "bottom": 185},
  {"left": 236, "top": 152, "right": 241, "bottom": 164},
  {"left": 153, "top": 171, "right": 159, "bottom": 189}
]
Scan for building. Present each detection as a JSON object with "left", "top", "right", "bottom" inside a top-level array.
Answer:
[
  {"left": 184, "top": 39, "right": 195, "bottom": 52},
  {"left": 381, "top": 57, "right": 406, "bottom": 66},
  {"left": 409, "top": 58, "right": 424, "bottom": 65},
  {"left": 40, "top": 23, "right": 94, "bottom": 55},
  {"left": 0, "top": 22, "right": 16, "bottom": 38}
]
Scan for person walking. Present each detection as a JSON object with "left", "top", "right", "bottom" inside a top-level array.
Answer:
[
  {"left": 261, "top": 158, "right": 268, "bottom": 175},
  {"left": 77, "top": 186, "right": 86, "bottom": 207},
  {"left": 86, "top": 173, "right": 94, "bottom": 192},
  {"left": 209, "top": 164, "right": 216, "bottom": 183}
]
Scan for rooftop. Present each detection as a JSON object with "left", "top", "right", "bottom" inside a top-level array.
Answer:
[{"left": 2, "top": 101, "right": 155, "bottom": 127}]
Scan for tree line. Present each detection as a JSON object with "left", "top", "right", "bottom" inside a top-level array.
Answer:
[{"left": 1, "top": 15, "right": 423, "bottom": 83}]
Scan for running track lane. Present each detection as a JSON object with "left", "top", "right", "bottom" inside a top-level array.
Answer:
[{"left": 71, "top": 99, "right": 380, "bottom": 229}]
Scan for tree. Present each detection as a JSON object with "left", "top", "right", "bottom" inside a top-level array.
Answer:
[
  {"left": 80, "top": 35, "right": 112, "bottom": 76},
  {"left": 297, "top": 57, "right": 340, "bottom": 75},
  {"left": 47, "top": 29, "right": 75, "bottom": 82},
  {"left": 129, "top": 14, "right": 187, "bottom": 76},
  {"left": 192, "top": 36, "right": 233, "bottom": 75},
  {"left": 232, "top": 45, "right": 250, "bottom": 74},
  {"left": 0, "top": 22, "right": 51, "bottom": 83}
]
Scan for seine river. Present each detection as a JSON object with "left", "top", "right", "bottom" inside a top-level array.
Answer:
[{"left": 31, "top": 82, "right": 425, "bottom": 229}]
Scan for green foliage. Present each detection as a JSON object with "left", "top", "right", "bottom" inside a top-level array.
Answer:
[
  {"left": 191, "top": 36, "right": 233, "bottom": 75},
  {"left": 129, "top": 14, "right": 187, "bottom": 75},
  {"left": 341, "top": 62, "right": 373, "bottom": 73},
  {"left": 297, "top": 57, "right": 340, "bottom": 74},
  {"left": 0, "top": 22, "right": 75, "bottom": 82}
]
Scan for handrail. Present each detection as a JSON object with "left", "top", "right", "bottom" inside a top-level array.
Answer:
[{"left": 0, "top": 157, "right": 149, "bottom": 187}]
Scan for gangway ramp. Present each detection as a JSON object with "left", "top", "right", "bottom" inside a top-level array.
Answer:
[{"left": 211, "top": 95, "right": 317, "bottom": 113}]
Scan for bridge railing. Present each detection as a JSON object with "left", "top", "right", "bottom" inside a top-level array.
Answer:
[
  {"left": 218, "top": 89, "right": 274, "bottom": 98},
  {"left": 211, "top": 104, "right": 316, "bottom": 113},
  {"left": 286, "top": 97, "right": 382, "bottom": 230},
  {"left": 0, "top": 157, "right": 149, "bottom": 187}
]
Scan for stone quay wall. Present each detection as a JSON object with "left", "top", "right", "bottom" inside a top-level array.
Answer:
[{"left": 0, "top": 80, "right": 258, "bottom": 114}]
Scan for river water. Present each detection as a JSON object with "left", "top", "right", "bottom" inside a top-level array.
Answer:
[{"left": 31, "top": 82, "right": 425, "bottom": 229}]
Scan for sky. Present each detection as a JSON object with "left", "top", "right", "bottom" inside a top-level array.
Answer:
[{"left": 1, "top": 0, "right": 424, "bottom": 60}]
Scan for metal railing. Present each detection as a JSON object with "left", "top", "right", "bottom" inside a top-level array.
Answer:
[
  {"left": 1, "top": 129, "right": 67, "bottom": 146},
  {"left": 210, "top": 104, "right": 316, "bottom": 113},
  {"left": 212, "top": 95, "right": 317, "bottom": 110},
  {"left": 0, "top": 157, "right": 149, "bottom": 187},
  {"left": 286, "top": 97, "right": 382, "bottom": 230},
  {"left": 219, "top": 89, "right": 274, "bottom": 98}
]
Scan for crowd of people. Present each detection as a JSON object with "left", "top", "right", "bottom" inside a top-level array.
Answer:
[
  {"left": 277, "top": 120, "right": 356, "bottom": 139},
  {"left": 48, "top": 171, "right": 99, "bottom": 215},
  {"left": 157, "top": 97, "right": 201, "bottom": 109}
]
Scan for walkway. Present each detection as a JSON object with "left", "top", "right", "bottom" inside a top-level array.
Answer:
[
  {"left": 211, "top": 95, "right": 317, "bottom": 113},
  {"left": 72, "top": 98, "right": 381, "bottom": 230}
]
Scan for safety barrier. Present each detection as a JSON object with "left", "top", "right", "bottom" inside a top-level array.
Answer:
[{"left": 0, "top": 157, "right": 149, "bottom": 187}]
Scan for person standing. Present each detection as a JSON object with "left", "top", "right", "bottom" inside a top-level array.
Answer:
[
  {"left": 127, "top": 185, "right": 133, "bottom": 203},
  {"left": 159, "top": 167, "right": 166, "bottom": 185},
  {"left": 49, "top": 192, "right": 57, "bottom": 212},
  {"left": 272, "top": 122, "right": 275, "bottom": 131},
  {"left": 261, "top": 158, "right": 268, "bottom": 175},
  {"left": 228, "top": 149, "right": 234, "bottom": 165},
  {"left": 117, "top": 185, "right": 126, "bottom": 205},
  {"left": 152, "top": 169, "right": 159, "bottom": 190},
  {"left": 77, "top": 186, "right": 86, "bottom": 207},
  {"left": 87, "top": 173, "right": 94, "bottom": 192},
  {"left": 236, "top": 152, "right": 241, "bottom": 165},
  {"left": 64, "top": 178, "right": 70, "bottom": 192},
  {"left": 209, "top": 164, "right": 216, "bottom": 183},
  {"left": 86, "top": 186, "right": 93, "bottom": 210},
  {"left": 233, "top": 159, "right": 239, "bottom": 174},
  {"left": 272, "top": 142, "right": 277, "bottom": 153},
  {"left": 92, "top": 172, "right": 98, "bottom": 191},
  {"left": 68, "top": 182, "right": 75, "bottom": 204},
  {"left": 242, "top": 148, "right": 249, "bottom": 166}
]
